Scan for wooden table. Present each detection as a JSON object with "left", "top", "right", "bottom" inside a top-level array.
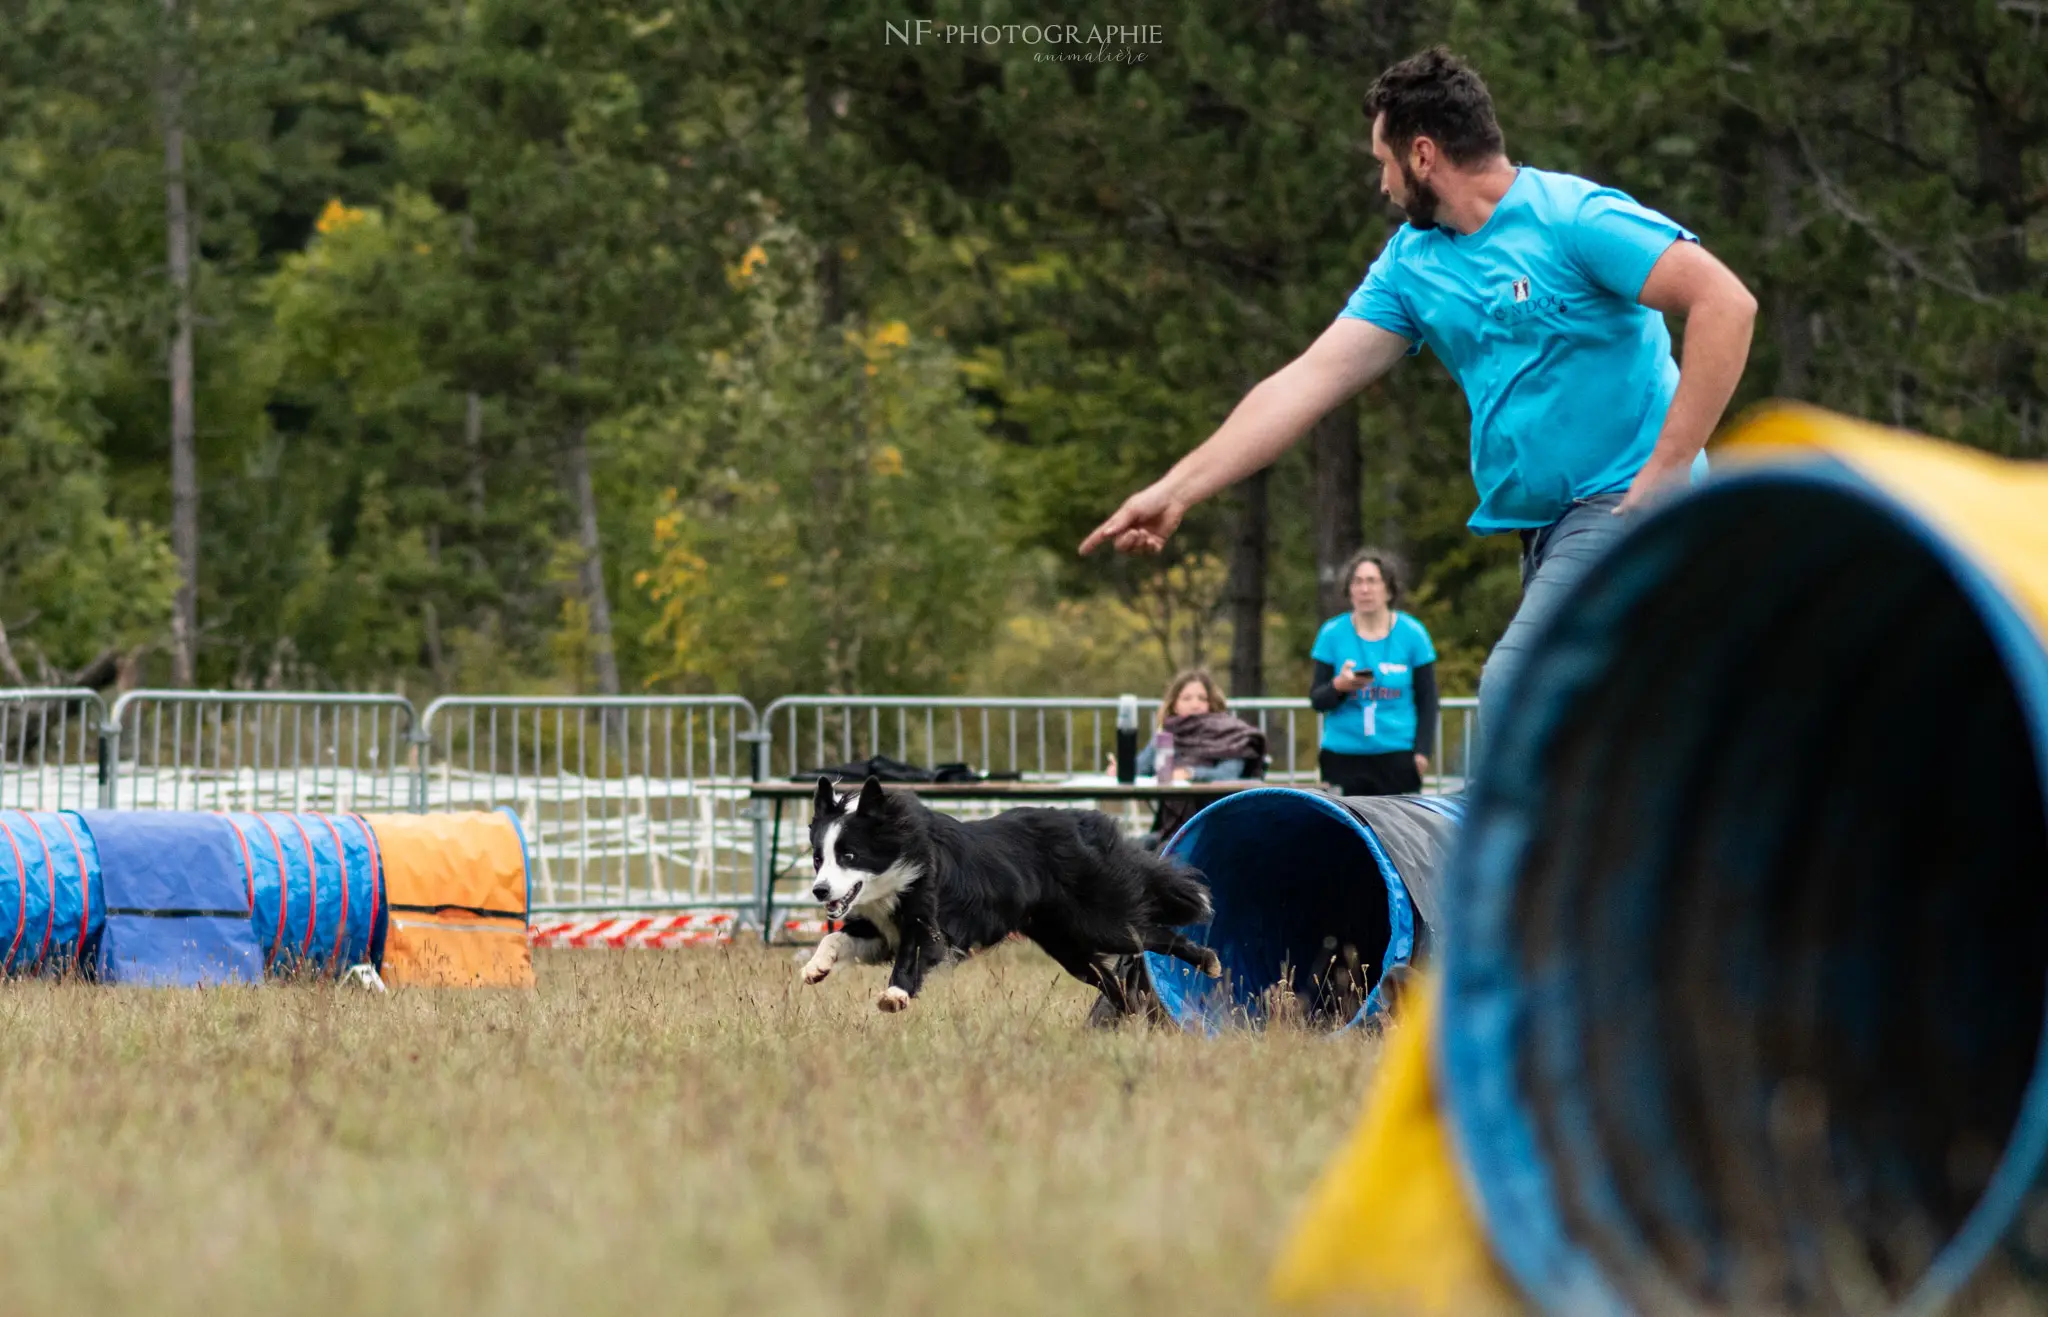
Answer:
[{"left": 748, "top": 776, "right": 1271, "bottom": 938}]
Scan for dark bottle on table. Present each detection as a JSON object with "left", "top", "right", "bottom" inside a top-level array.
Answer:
[{"left": 1115, "top": 694, "right": 1139, "bottom": 784}]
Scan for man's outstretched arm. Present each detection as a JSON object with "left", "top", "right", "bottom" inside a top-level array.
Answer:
[
  {"left": 1079, "top": 318, "right": 1412, "bottom": 556},
  {"left": 1620, "top": 241, "right": 1757, "bottom": 513}
]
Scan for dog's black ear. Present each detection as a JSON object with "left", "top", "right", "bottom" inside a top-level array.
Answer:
[
  {"left": 813, "top": 775, "right": 838, "bottom": 817},
  {"left": 857, "top": 774, "right": 889, "bottom": 814}
]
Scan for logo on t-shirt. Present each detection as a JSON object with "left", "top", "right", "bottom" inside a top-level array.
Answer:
[{"left": 1491, "top": 281, "right": 1569, "bottom": 324}]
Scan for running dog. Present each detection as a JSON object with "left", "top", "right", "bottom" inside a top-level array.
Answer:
[{"left": 799, "top": 775, "right": 1221, "bottom": 1014}]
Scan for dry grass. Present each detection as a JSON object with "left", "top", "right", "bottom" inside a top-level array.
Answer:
[{"left": 0, "top": 944, "right": 1379, "bottom": 1317}]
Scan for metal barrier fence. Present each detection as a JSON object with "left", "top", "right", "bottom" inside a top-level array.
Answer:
[
  {"left": 1230, "top": 696, "right": 1478, "bottom": 789},
  {"left": 763, "top": 694, "right": 1128, "bottom": 783},
  {"left": 758, "top": 693, "right": 1478, "bottom": 792},
  {"left": 7, "top": 687, "right": 1477, "bottom": 930},
  {"left": 0, "top": 688, "right": 108, "bottom": 811},
  {"left": 105, "top": 690, "right": 419, "bottom": 812},
  {"left": 417, "top": 695, "right": 761, "bottom": 914}
]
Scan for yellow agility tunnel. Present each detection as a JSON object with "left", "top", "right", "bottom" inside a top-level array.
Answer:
[
  {"left": 360, "top": 809, "right": 534, "bottom": 989},
  {"left": 1274, "top": 406, "right": 2048, "bottom": 1315}
]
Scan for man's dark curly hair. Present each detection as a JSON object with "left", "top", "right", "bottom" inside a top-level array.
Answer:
[{"left": 1362, "top": 46, "right": 1505, "bottom": 166}]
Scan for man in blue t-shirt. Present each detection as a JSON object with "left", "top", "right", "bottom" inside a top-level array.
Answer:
[{"left": 1080, "top": 46, "right": 1756, "bottom": 742}]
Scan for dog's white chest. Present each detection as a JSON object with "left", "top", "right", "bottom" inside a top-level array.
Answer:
[
  {"left": 857, "top": 901, "right": 899, "bottom": 948},
  {"left": 844, "top": 858, "right": 921, "bottom": 944}
]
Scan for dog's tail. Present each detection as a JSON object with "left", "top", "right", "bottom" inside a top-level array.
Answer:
[
  {"left": 1142, "top": 852, "right": 1214, "bottom": 928},
  {"left": 1078, "top": 812, "right": 1214, "bottom": 927}
]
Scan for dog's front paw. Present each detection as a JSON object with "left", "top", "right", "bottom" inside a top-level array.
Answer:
[
  {"left": 1199, "top": 950, "right": 1223, "bottom": 978},
  {"left": 876, "top": 986, "right": 912, "bottom": 1013},
  {"left": 801, "top": 960, "right": 832, "bottom": 985}
]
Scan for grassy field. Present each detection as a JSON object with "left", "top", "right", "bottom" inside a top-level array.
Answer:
[{"left": 0, "top": 944, "right": 1379, "bottom": 1317}]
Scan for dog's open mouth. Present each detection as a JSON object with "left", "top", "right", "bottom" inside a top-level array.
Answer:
[{"left": 823, "top": 881, "right": 863, "bottom": 920}]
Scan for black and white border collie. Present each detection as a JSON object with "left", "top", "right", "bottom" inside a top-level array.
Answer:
[{"left": 800, "top": 775, "right": 1222, "bottom": 1014}]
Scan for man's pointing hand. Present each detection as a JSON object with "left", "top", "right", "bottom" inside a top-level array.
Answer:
[{"left": 1079, "top": 481, "right": 1187, "bottom": 556}]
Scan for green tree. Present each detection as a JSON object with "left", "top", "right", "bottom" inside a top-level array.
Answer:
[
  {"left": 0, "top": 64, "right": 177, "bottom": 679},
  {"left": 642, "top": 222, "right": 1013, "bottom": 700}
]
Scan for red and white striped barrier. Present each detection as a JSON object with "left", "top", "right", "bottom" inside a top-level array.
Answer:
[
  {"left": 529, "top": 911, "right": 852, "bottom": 948},
  {"left": 529, "top": 912, "right": 737, "bottom": 949}
]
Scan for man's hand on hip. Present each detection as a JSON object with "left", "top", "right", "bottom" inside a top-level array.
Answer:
[
  {"left": 1623, "top": 239, "right": 1758, "bottom": 518},
  {"left": 1612, "top": 458, "right": 1691, "bottom": 516}
]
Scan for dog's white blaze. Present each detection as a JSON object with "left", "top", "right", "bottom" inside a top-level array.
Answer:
[{"left": 814, "top": 817, "right": 864, "bottom": 904}]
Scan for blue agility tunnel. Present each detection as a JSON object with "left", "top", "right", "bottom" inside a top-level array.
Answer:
[
  {"left": 81, "top": 811, "right": 266, "bottom": 987},
  {"left": 1432, "top": 414, "right": 2048, "bottom": 1315},
  {"left": 225, "top": 812, "right": 386, "bottom": 976},
  {"left": 0, "top": 810, "right": 103, "bottom": 976},
  {"left": 1142, "top": 787, "right": 1464, "bottom": 1032}
]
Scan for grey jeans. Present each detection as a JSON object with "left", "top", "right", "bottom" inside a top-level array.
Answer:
[{"left": 1475, "top": 491, "right": 1636, "bottom": 746}]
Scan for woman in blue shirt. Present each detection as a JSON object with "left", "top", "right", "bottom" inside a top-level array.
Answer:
[{"left": 1310, "top": 548, "right": 1439, "bottom": 795}]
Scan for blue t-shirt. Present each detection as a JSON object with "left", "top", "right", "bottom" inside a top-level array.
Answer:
[
  {"left": 1341, "top": 167, "right": 1707, "bottom": 533},
  {"left": 1311, "top": 612, "right": 1438, "bottom": 755}
]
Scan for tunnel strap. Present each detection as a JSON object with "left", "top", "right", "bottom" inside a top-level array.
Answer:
[
  {"left": 252, "top": 816, "right": 291, "bottom": 957},
  {"left": 1, "top": 820, "right": 24, "bottom": 968},
  {"left": 52, "top": 813, "right": 92, "bottom": 963},
  {"left": 347, "top": 813, "right": 384, "bottom": 957},
  {"left": 387, "top": 902, "right": 525, "bottom": 920},
  {"left": 11, "top": 812, "right": 57, "bottom": 965},
  {"left": 282, "top": 815, "right": 321, "bottom": 958},
  {"left": 314, "top": 814, "right": 352, "bottom": 965},
  {"left": 223, "top": 815, "right": 257, "bottom": 913}
]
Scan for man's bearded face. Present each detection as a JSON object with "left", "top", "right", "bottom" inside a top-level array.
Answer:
[{"left": 1394, "top": 158, "right": 1441, "bottom": 229}]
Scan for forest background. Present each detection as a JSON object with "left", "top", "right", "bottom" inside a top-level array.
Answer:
[{"left": 3, "top": 0, "right": 2043, "bottom": 706}]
